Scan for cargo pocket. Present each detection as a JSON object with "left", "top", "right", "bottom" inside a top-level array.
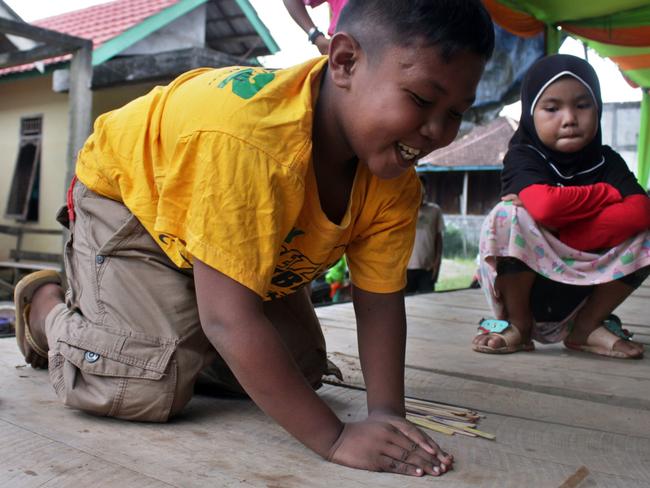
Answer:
[
  {"left": 94, "top": 213, "right": 142, "bottom": 262},
  {"left": 92, "top": 213, "right": 144, "bottom": 318},
  {"left": 53, "top": 325, "right": 179, "bottom": 422}
]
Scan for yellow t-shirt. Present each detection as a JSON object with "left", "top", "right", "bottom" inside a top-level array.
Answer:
[{"left": 76, "top": 57, "right": 420, "bottom": 299}]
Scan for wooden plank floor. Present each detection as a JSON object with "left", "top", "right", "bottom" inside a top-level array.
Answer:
[{"left": 1, "top": 284, "right": 648, "bottom": 487}]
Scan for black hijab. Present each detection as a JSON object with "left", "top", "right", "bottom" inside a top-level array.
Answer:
[{"left": 501, "top": 54, "right": 644, "bottom": 197}]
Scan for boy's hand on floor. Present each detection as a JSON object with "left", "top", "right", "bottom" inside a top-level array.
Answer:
[{"left": 327, "top": 412, "right": 453, "bottom": 476}]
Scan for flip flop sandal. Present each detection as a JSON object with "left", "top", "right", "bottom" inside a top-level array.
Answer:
[
  {"left": 565, "top": 325, "right": 643, "bottom": 359},
  {"left": 603, "top": 314, "right": 634, "bottom": 340},
  {"left": 472, "top": 318, "right": 535, "bottom": 354},
  {"left": 14, "top": 270, "right": 62, "bottom": 361}
]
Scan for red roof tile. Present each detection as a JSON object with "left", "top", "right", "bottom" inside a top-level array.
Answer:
[
  {"left": 1, "top": 0, "right": 179, "bottom": 75},
  {"left": 418, "top": 117, "right": 518, "bottom": 168}
]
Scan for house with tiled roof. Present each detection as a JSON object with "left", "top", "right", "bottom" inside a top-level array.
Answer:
[
  {"left": 0, "top": 0, "right": 277, "bottom": 263},
  {"left": 411, "top": 116, "right": 517, "bottom": 255},
  {"left": 417, "top": 117, "right": 517, "bottom": 217}
]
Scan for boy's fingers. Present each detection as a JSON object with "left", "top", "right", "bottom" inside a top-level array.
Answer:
[
  {"left": 382, "top": 444, "right": 444, "bottom": 476},
  {"left": 388, "top": 435, "right": 440, "bottom": 465},
  {"left": 391, "top": 421, "right": 434, "bottom": 454},
  {"left": 378, "top": 455, "right": 426, "bottom": 477},
  {"left": 395, "top": 421, "right": 454, "bottom": 466},
  {"left": 410, "top": 428, "right": 453, "bottom": 464},
  {"left": 432, "top": 446, "right": 453, "bottom": 466}
]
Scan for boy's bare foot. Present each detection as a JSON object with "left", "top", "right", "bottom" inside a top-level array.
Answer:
[
  {"left": 14, "top": 271, "right": 64, "bottom": 369},
  {"left": 564, "top": 322, "right": 644, "bottom": 359},
  {"left": 22, "top": 284, "right": 64, "bottom": 368}
]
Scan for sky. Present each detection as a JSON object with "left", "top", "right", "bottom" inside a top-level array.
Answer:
[{"left": 5, "top": 0, "right": 643, "bottom": 119}]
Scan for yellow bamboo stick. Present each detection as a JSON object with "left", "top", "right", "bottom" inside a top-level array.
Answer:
[
  {"left": 405, "top": 397, "right": 475, "bottom": 414},
  {"left": 429, "top": 417, "right": 477, "bottom": 429},
  {"left": 459, "top": 426, "right": 496, "bottom": 440},
  {"left": 405, "top": 402, "right": 480, "bottom": 420},
  {"left": 408, "top": 413, "right": 495, "bottom": 440},
  {"left": 406, "top": 406, "right": 479, "bottom": 423},
  {"left": 406, "top": 405, "right": 460, "bottom": 418},
  {"left": 405, "top": 397, "right": 494, "bottom": 440},
  {"left": 406, "top": 415, "right": 456, "bottom": 435},
  {"left": 408, "top": 411, "right": 477, "bottom": 429},
  {"left": 406, "top": 408, "right": 478, "bottom": 424}
]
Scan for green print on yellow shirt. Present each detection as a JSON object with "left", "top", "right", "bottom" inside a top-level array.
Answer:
[
  {"left": 284, "top": 227, "right": 305, "bottom": 244},
  {"left": 218, "top": 68, "right": 275, "bottom": 99}
]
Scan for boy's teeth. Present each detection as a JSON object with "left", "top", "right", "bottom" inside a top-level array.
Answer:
[{"left": 397, "top": 142, "right": 421, "bottom": 161}]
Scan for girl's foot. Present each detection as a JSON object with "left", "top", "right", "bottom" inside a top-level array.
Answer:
[
  {"left": 472, "top": 320, "right": 534, "bottom": 354},
  {"left": 564, "top": 322, "right": 644, "bottom": 359}
]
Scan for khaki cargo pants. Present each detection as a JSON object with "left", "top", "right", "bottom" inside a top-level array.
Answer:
[{"left": 45, "top": 181, "right": 328, "bottom": 422}]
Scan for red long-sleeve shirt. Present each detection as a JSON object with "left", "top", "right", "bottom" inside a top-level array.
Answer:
[{"left": 519, "top": 183, "right": 650, "bottom": 251}]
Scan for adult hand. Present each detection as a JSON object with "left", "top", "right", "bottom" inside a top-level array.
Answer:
[
  {"left": 327, "top": 412, "right": 453, "bottom": 476},
  {"left": 501, "top": 193, "right": 523, "bottom": 206},
  {"left": 314, "top": 35, "right": 330, "bottom": 55}
]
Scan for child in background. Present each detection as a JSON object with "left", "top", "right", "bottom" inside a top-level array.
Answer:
[
  {"left": 473, "top": 54, "right": 650, "bottom": 358},
  {"left": 406, "top": 178, "right": 444, "bottom": 294},
  {"left": 15, "top": 0, "right": 494, "bottom": 477}
]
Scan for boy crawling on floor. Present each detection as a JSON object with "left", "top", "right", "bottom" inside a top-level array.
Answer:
[{"left": 15, "top": 0, "right": 493, "bottom": 477}]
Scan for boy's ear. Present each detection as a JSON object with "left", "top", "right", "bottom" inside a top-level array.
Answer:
[{"left": 328, "top": 32, "right": 361, "bottom": 89}]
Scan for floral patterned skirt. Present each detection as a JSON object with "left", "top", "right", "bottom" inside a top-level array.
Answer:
[{"left": 478, "top": 201, "right": 650, "bottom": 343}]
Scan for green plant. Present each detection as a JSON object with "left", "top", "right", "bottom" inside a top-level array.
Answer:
[{"left": 442, "top": 224, "right": 478, "bottom": 259}]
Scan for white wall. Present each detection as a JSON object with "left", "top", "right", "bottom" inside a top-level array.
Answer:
[
  {"left": 0, "top": 74, "right": 69, "bottom": 258},
  {"left": 122, "top": 4, "right": 206, "bottom": 56},
  {"left": 0, "top": 74, "right": 159, "bottom": 260}
]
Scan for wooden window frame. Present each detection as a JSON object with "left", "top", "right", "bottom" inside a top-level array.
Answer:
[{"left": 5, "top": 115, "right": 43, "bottom": 222}]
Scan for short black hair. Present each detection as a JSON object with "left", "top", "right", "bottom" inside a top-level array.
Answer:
[{"left": 336, "top": 0, "right": 495, "bottom": 62}]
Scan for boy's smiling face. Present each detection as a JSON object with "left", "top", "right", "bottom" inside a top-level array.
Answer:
[{"left": 329, "top": 38, "right": 485, "bottom": 179}]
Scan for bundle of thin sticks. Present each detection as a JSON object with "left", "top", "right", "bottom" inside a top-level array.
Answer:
[{"left": 405, "top": 397, "right": 495, "bottom": 440}]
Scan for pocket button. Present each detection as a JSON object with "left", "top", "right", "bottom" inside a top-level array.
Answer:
[
  {"left": 95, "top": 255, "right": 105, "bottom": 265},
  {"left": 84, "top": 351, "right": 100, "bottom": 363}
]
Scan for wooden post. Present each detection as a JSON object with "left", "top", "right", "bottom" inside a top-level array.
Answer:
[
  {"left": 62, "top": 43, "right": 93, "bottom": 257},
  {"left": 461, "top": 171, "right": 469, "bottom": 216},
  {"left": 460, "top": 171, "right": 469, "bottom": 257},
  {"left": 65, "top": 43, "right": 93, "bottom": 190},
  {"left": 544, "top": 24, "right": 562, "bottom": 55}
]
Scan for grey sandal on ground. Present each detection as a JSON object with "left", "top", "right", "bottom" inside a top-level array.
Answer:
[
  {"left": 14, "top": 270, "right": 62, "bottom": 361},
  {"left": 472, "top": 318, "right": 535, "bottom": 354}
]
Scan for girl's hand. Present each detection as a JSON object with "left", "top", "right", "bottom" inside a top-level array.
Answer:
[
  {"left": 502, "top": 193, "right": 523, "bottom": 206},
  {"left": 502, "top": 193, "right": 557, "bottom": 231},
  {"left": 327, "top": 412, "right": 453, "bottom": 476}
]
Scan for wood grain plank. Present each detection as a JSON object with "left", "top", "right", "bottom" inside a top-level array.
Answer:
[
  {"left": 317, "top": 287, "right": 650, "bottom": 412},
  {"left": 2, "top": 339, "right": 649, "bottom": 487},
  {"left": 0, "top": 421, "right": 174, "bottom": 488},
  {"left": 326, "top": 351, "right": 650, "bottom": 439}
]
